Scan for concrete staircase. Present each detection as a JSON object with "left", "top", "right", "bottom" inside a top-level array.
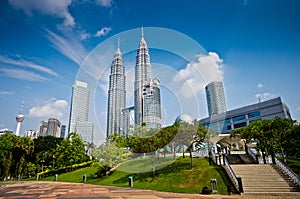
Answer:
[
  {"left": 231, "top": 164, "right": 300, "bottom": 195},
  {"left": 227, "top": 154, "right": 257, "bottom": 164}
]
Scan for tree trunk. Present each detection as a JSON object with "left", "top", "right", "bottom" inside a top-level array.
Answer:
[
  {"left": 173, "top": 144, "right": 176, "bottom": 160},
  {"left": 271, "top": 150, "right": 276, "bottom": 164},
  {"left": 280, "top": 146, "right": 286, "bottom": 164},
  {"left": 262, "top": 152, "right": 267, "bottom": 164},
  {"left": 189, "top": 150, "right": 193, "bottom": 169}
]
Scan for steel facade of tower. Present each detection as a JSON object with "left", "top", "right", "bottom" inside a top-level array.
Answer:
[
  {"left": 205, "top": 81, "right": 227, "bottom": 117},
  {"left": 107, "top": 46, "right": 126, "bottom": 137},
  {"left": 134, "top": 30, "right": 161, "bottom": 130},
  {"left": 134, "top": 32, "right": 152, "bottom": 127},
  {"left": 68, "top": 81, "right": 90, "bottom": 135}
]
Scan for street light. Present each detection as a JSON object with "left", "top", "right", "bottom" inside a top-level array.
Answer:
[{"left": 40, "top": 159, "right": 45, "bottom": 172}]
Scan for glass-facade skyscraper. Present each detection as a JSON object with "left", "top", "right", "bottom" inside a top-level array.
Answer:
[
  {"left": 107, "top": 29, "right": 161, "bottom": 137},
  {"left": 134, "top": 29, "right": 161, "bottom": 130},
  {"left": 205, "top": 81, "right": 227, "bottom": 117},
  {"left": 107, "top": 45, "right": 126, "bottom": 137},
  {"left": 68, "top": 81, "right": 90, "bottom": 135}
]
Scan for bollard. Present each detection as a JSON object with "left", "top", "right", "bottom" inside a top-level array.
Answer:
[
  {"left": 54, "top": 174, "right": 58, "bottom": 181},
  {"left": 82, "top": 174, "right": 87, "bottom": 182},
  {"left": 210, "top": 178, "right": 218, "bottom": 193},
  {"left": 128, "top": 176, "right": 133, "bottom": 187}
]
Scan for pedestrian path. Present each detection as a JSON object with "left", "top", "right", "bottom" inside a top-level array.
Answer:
[{"left": 0, "top": 181, "right": 299, "bottom": 199}]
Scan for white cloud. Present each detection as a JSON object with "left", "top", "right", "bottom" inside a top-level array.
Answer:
[
  {"left": 45, "top": 29, "right": 87, "bottom": 65},
  {"left": 172, "top": 52, "right": 224, "bottom": 98},
  {"left": 257, "top": 83, "right": 264, "bottom": 88},
  {"left": 96, "top": 0, "right": 113, "bottom": 7},
  {"left": 0, "top": 91, "right": 14, "bottom": 95},
  {"left": 94, "top": 27, "right": 112, "bottom": 37},
  {"left": 0, "top": 55, "right": 58, "bottom": 76},
  {"left": 9, "top": 0, "right": 75, "bottom": 27},
  {"left": 255, "top": 92, "right": 272, "bottom": 101},
  {"left": 0, "top": 68, "right": 47, "bottom": 81},
  {"left": 80, "top": 32, "right": 91, "bottom": 40},
  {"left": 28, "top": 98, "right": 68, "bottom": 120}
]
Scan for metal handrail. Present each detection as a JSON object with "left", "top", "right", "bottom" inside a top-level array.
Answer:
[
  {"left": 275, "top": 158, "right": 300, "bottom": 186},
  {"left": 222, "top": 156, "right": 239, "bottom": 191}
]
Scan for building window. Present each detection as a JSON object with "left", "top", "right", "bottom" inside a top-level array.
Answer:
[
  {"left": 222, "top": 125, "right": 232, "bottom": 132},
  {"left": 232, "top": 115, "right": 246, "bottom": 122},
  {"left": 224, "top": 119, "right": 231, "bottom": 124},
  {"left": 208, "top": 122, "right": 218, "bottom": 128},
  {"left": 233, "top": 122, "right": 247, "bottom": 129},
  {"left": 247, "top": 111, "right": 260, "bottom": 118}
]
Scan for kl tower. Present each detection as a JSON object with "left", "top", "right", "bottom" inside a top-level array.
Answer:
[{"left": 15, "top": 102, "right": 25, "bottom": 136}]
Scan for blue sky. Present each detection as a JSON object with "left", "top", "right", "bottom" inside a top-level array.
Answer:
[{"left": 1, "top": 0, "right": 300, "bottom": 144}]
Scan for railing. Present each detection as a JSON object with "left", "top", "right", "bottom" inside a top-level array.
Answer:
[
  {"left": 247, "top": 147, "right": 258, "bottom": 163},
  {"left": 222, "top": 156, "right": 243, "bottom": 193},
  {"left": 275, "top": 158, "right": 300, "bottom": 186}
]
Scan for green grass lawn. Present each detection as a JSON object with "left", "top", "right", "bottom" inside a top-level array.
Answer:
[
  {"left": 32, "top": 157, "right": 234, "bottom": 194},
  {"left": 282, "top": 157, "right": 300, "bottom": 176},
  {"left": 88, "top": 157, "right": 233, "bottom": 194},
  {"left": 35, "top": 166, "right": 98, "bottom": 183}
]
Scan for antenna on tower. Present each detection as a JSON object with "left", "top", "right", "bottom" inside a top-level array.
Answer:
[
  {"left": 141, "top": 26, "right": 144, "bottom": 37},
  {"left": 117, "top": 37, "right": 120, "bottom": 49},
  {"left": 20, "top": 101, "right": 24, "bottom": 113}
]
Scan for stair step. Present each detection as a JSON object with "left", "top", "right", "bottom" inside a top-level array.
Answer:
[
  {"left": 242, "top": 191, "right": 300, "bottom": 196},
  {"left": 230, "top": 164, "right": 300, "bottom": 194}
]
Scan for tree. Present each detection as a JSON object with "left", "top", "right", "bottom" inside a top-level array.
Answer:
[
  {"left": 55, "top": 132, "right": 87, "bottom": 168},
  {"left": 231, "top": 117, "right": 297, "bottom": 164},
  {"left": 173, "top": 120, "right": 207, "bottom": 169},
  {"left": 270, "top": 117, "right": 295, "bottom": 163},
  {"left": 0, "top": 132, "right": 15, "bottom": 180},
  {"left": 92, "top": 141, "right": 130, "bottom": 175},
  {"left": 33, "top": 136, "right": 63, "bottom": 169}
]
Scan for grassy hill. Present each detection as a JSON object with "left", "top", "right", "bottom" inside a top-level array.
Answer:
[{"left": 38, "top": 157, "right": 234, "bottom": 194}]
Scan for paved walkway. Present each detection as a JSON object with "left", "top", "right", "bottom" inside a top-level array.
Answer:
[{"left": 0, "top": 181, "right": 299, "bottom": 199}]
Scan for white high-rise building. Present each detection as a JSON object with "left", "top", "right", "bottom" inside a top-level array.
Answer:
[
  {"left": 205, "top": 81, "right": 227, "bottom": 117},
  {"left": 68, "top": 81, "right": 90, "bottom": 135},
  {"left": 106, "top": 43, "right": 126, "bottom": 137}
]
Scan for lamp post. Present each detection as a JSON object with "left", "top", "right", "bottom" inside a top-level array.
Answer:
[
  {"left": 41, "top": 159, "right": 45, "bottom": 172},
  {"left": 52, "top": 155, "right": 55, "bottom": 168}
]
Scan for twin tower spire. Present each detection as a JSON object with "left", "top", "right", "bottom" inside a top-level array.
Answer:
[{"left": 107, "top": 28, "right": 162, "bottom": 137}]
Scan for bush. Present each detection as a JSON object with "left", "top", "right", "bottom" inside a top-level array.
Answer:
[
  {"left": 95, "top": 163, "right": 111, "bottom": 177},
  {"left": 38, "top": 161, "right": 93, "bottom": 177}
]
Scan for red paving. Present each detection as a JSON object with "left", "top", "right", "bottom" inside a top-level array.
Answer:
[
  {"left": 0, "top": 181, "right": 235, "bottom": 199},
  {"left": 1, "top": 181, "right": 300, "bottom": 199}
]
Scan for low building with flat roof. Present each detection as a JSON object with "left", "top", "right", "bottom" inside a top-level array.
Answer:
[{"left": 200, "top": 97, "right": 291, "bottom": 135}]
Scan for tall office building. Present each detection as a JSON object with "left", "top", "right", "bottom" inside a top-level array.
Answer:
[
  {"left": 205, "top": 81, "right": 227, "bottom": 117},
  {"left": 46, "top": 118, "right": 61, "bottom": 137},
  {"left": 142, "top": 78, "right": 162, "bottom": 130},
  {"left": 39, "top": 121, "right": 48, "bottom": 137},
  {"left": 107, "top": 43, "right": 126, "bottom": 137},
  {"left": 76, "top": 122, "right": 94, "bottom": 144},
  {"left": 134, "top": 29, "right": 152, "bottom": 127},
  {"left": 68, "top": 81, "right": 90, "bottom": 135},
  {"left": 60, "top": 125, "right": 66, "bottom": 138},
  {"left": 134, "top": 28, "right": 161, "bottom": 129}
]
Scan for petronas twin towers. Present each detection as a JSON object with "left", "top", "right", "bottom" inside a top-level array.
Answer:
[{"left": 107, "top": 29, "right": 162, "bottom": 137}]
